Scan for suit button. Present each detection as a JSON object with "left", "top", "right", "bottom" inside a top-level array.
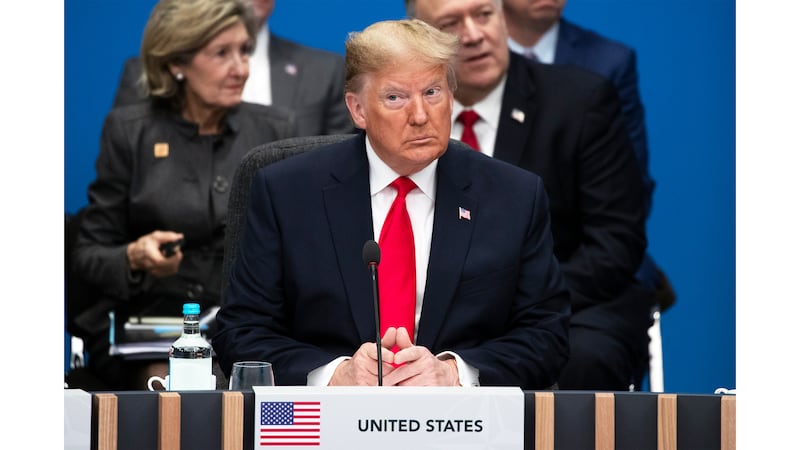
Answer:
[
  {"left": 213, "top": 175, "right": 229, "bottom": 193},
  {"left": 187, "top": 284, "right": 205, "bottom": 300}
]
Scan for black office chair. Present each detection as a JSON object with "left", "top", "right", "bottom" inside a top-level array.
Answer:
[
  {"left": 65, "top": 208, "right": 115, "bottom": 390},
  {"left": 221, "top": 134, "right": 356, "bottom": 304}
]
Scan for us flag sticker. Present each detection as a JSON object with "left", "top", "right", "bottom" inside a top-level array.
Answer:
[{"left": 260, "top": 401, "right": 321, "bottom": 446}]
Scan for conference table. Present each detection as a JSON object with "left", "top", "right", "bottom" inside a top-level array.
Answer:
[{"left": 65, "top": 389, "right": 735, "bottom": 450}]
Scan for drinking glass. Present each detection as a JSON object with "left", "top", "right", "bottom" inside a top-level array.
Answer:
[{"left": 228, "top": 361, "right": 275, "bottom": 390}]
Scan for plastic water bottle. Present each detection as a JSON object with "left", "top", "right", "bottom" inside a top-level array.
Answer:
[{"left": 168, "top": 303, "right": 213, "bottom": 390}]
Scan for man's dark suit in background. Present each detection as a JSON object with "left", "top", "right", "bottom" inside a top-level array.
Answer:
[
  {"left": 551, "top": 18, "right": 674, "bottom": 308},
  {"left": 553, "top": 18, "right": 653, "bottom": 213},
  {"left": 503, "top": 2, "right": 675, "bottom": 310},
  {"left": 495, "top": 53, "right": 652, "bottom": 388}
]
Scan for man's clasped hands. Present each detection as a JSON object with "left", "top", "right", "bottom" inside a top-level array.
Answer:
[{"left": 329, "top": 327, "right": 461, "bottom": 387}]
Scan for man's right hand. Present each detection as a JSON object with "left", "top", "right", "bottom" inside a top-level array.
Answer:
[{"left": 328, "top": 328, "right": 398, "bottom": 386}]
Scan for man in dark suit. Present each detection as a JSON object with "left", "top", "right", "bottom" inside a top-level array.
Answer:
[
  {"left": 502, "top": 0, "right": 673, "bottom": 305},
  {"left": 409, "top": 0, "right": 652, "bottom": 390},
  {"left": 213, "top": 18, "right": 571, "bottom": 389},
  {"left": 502, "top": 0, "right": 652, "bottom": 210},
  {"left": 113, "top": 0, "right": 354, "bottom": 136}
]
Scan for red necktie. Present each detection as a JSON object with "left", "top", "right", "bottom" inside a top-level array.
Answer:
[
  {"left": 378, "top": 177, "right": 417, "bottom": 352},
  {"left": 456, "top": 110, "right": 481, "bottom": 151}
]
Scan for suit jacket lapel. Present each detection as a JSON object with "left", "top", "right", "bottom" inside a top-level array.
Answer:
[
  {"left": 493, "top": 53, "right": 537, "bottom": 166},
  {"left": 269, "top": 35, "right": 299, "bottom": 108},
  {"left": 322, "top": 134, "right": 375, "bottom": 343},
  {"left": 416, "top": 144, "right": 477, "bottom": 349},
  {"left": 554, "top": 18, "right": 579, "bottom": 65}
]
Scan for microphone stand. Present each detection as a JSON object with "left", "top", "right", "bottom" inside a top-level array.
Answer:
[{"left": 367, "top": 262, "right": 383, "bottom": 386}]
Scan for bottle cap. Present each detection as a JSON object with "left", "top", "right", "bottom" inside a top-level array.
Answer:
[{"left": 183, "top": 303, "right": 201, "bottom": 315}]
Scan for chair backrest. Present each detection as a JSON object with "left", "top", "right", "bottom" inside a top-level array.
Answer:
[
  {"left": 65, "top": 207, "right": 103, "bottom": 338},
  {"left": 221, "top": 134, "right": 356, "bottom": 303}
]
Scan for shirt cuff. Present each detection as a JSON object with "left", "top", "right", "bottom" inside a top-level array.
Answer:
[
  {"left": 306, "top": 356, "right": 351, "bottom": 386},
  {"left": 437, "top": 351, "right": 480, "bottom": 387}
]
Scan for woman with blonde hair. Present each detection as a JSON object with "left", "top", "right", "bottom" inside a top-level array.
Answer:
[{"left": 73, "top": 0, "right": 296, "bottom": 390}]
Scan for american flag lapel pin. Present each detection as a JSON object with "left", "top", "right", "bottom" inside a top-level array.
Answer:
[
  {"left": 458, "top": 206, "right": 471, "bottom": 221},
  {"left": 511, "top": 108, "right": 525, "bottom": 124}
]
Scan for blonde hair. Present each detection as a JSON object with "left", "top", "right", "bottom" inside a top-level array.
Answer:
[
  {"left": 344, "top": 19, "right": 458, "bottom": 94},
  {"left": 140, "top": 0, "right": 258, "bottom": 104}
]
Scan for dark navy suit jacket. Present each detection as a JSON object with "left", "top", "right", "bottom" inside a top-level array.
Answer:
[
  {"left": 213, "top": 133, "right": 571, "bottom": 390},
  {"left": 555, "top": 18, "right": 653, "bottom": 216},
  {"left": 554, "top": 18, "right": 662, "bottom": 293},
  {"left": 495, "top": 53, "right": 652, "bottom": 355}
]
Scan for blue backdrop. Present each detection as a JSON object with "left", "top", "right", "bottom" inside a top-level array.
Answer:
[{"left": 64, "top": 0, "right": 735, "bottom": 394}]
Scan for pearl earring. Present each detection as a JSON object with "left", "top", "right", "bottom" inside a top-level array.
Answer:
[{"left": 175, "top": 72, "right": 184, "bottom": 81}]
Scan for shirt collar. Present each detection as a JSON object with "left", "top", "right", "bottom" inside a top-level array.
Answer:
[
  {"left": 365, "top": 136, "right": 438, "bottom": 201},
  {"left": 507, "top": 20, "right": 560, "bottom": 64},
  {"left": 452, "top": 73, "right": 507, "bottom": 129}
]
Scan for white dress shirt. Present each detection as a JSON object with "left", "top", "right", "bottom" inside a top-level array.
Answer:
[
  {"left": 307, "top": 137, "right": 479, "bottom": 386},
  {"left": 507, "top": 21, "right": 560, "bottom": 64},
  {"left": 451, "top": 75, "right": 507, "bottom": 157},
  {"left": 241, "top": 25, "right": 272, "bottom": 105},
  {"left": 368, "top": 140, "right": 437, "bottom": 329}
]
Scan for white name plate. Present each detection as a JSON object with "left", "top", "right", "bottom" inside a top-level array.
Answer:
[
  {"left": 64, "top": 389, "right": 91, "bottom": 450},
  {"left": 253, "top": 386, "right": 523, "bottom": 449}
]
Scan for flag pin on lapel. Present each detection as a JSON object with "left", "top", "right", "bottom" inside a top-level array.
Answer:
[
  {"left": 511, "top": 108, "right": 525, "bottom": 123},
  {"left": 154, "top": 142, "right": 169, "bottom": 158},
  {"left": 458, "top": 206, "right": 471, "bottom": 221},
  {"left": 285, "top": 63, "right": 297, "bottom": 76}
]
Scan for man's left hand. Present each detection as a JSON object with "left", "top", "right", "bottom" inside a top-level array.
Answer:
[{"left": 381, "top": 327, "right": 460, "bottom": 386}]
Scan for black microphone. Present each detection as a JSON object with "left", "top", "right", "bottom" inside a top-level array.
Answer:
[{"left": 362, "top": 240, "right": 383, "bottom": 386}]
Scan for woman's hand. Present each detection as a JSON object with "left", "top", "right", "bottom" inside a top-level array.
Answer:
[{"left": 127, "top": 230, "right": 184, "bottom": 278}]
